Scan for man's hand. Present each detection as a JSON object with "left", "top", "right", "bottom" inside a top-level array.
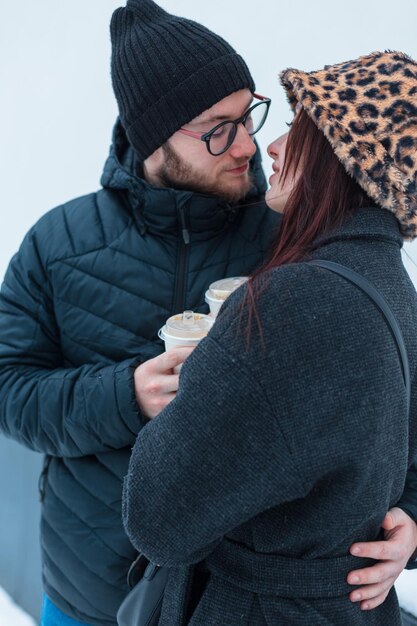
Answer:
[
  {"left": 347, "top": 507, "right": 417, "bottom": 610},
  {"left": 134, "top": 348, "right": 194, "bottom": 419}
]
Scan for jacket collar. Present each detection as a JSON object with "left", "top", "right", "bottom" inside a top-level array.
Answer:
[
  {"left": 100, "top": 119, "right": 267, "bottom": 240},
  {"left": 311, "top": 207, "right": 403, "bottom": 253}
]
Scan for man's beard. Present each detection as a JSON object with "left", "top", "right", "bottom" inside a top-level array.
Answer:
[{"left": 158, "top": 142, "right": 253, "bottom": 204}]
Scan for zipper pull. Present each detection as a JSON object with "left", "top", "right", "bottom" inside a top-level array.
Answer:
[
  {"left": 178, "top": 205, "right": 190, "bottom": 244},
  {"left": 182, "top": 228, "right": 190, "bottom": 245}
]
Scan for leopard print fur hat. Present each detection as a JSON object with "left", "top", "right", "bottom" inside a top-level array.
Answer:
[{"left": 280, "top": 51, "right": 417, "bottom": 239}]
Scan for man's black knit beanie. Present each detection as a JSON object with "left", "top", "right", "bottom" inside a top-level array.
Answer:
[{"left": 110, "top": 0, "right": 255, "bottom": 161}]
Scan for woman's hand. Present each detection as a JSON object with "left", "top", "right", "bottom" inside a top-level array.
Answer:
[{"left": 347, "top": 507, "right": 417, "bottom": 610}]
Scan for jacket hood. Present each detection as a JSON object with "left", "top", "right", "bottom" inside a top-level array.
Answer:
[{"left": 100, "top": 119, "right": 268, "bottom": 239}]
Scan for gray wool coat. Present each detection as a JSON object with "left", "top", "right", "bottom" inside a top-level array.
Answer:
[{"left": 123, "top": 208, "right": 417, "bottom": 625}]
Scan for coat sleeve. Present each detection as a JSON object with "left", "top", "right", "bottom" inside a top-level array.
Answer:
[
  {"left": 397, "top": 466, "right": 417, "bottom": 526},
  {"left": 395, "top": 369, "right": 417, "bottom": 568},
  {"left": 397, "top": 462, "right": 417, "bottom": 570},
  {"left": 122, "top": 334, "right": 306, "bottom": 567},
  {"left": 0, "top": 227, "right": 145, "bottom": 457}
]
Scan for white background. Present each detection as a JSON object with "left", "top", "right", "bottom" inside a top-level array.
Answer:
[{"left": 1, "top": 1, "right": 417, "bottom": 621}]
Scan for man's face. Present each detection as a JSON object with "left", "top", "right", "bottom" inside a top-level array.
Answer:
[{"left": 143, "top": 89, "right": 257, "bottom": 203}]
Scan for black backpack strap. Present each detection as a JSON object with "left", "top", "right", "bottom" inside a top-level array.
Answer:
[{"left": 308, "top": 259, "right": 410, "bottom": 412}]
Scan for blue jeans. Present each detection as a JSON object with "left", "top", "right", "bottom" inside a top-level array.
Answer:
[{"left": 40, "top": 595, "right": 91, "bottom": 626}]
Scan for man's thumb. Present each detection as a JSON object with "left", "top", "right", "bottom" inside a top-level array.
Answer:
[{"left": 381, "top": 509, "right": 398, "bottom": 531}]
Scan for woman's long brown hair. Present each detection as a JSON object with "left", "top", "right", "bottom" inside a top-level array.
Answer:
[{"left": 244, "top": 108, "right": 376, "bottom": 342}]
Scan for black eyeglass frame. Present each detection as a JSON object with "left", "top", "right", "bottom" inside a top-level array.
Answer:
[{"left": 178, "top": 93, "right": 271, "bottom": 156}]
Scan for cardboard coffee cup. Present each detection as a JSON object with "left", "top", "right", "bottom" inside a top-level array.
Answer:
[
  {"left": 205, "top": 276, "right": 248, "bottom": 317},
  {"left": 158, "top": 310, "right": 214, "bottom": 352}
]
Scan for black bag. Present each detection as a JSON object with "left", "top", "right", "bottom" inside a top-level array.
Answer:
[{"left": 117, "top": 554, "right": 169, "bottom": 626}]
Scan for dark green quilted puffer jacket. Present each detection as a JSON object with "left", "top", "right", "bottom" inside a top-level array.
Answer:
[{"left": 0, "top": 121, "right": 279, "bottom": 625}]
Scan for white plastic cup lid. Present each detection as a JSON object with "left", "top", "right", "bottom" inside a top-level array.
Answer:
[
  {"left": 163, "top": 311, "right": 213, "bottom": 339},
  {"left": 208, "top": 276, "right": 248, "bottom": 300}
]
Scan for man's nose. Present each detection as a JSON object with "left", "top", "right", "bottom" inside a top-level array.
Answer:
[{"left": 229, "top": 123, "right": 256, "bottom": 159}]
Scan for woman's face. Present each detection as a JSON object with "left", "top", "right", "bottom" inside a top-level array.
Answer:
[{"left": 265, "top": 132, "right": 295, "bottom": 213}]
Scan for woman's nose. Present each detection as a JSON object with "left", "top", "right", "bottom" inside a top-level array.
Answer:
[
  {"left": 267, "top": 138, "right": 279, "bottom": 159},
  {"left": 267, "top": 132, "right": 288, "bottom": 160}
]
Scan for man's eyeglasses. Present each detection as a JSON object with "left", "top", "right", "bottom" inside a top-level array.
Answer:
[{"left": 178, "top": 93, "right": 271, "bottom": 156}]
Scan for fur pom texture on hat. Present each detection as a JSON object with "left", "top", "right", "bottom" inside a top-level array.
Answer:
[{"left": 280, "top": 51, "right": 417, "bottom": 239}]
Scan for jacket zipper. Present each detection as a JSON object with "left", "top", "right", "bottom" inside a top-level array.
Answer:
[{"left": 173, "top": 204, "right": 190, "bottom": 314}]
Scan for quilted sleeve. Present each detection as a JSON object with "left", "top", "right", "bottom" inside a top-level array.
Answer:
[{"left": 0, "top": 227, "right": 145, "bottom": 457}]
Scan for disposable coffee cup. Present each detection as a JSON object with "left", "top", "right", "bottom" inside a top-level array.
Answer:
[
  {"left": 205, "top": 276, "right": 248, "bottom": 317},
  {"left": 158, "top": 310, "right": 214, "bottom": 352}
]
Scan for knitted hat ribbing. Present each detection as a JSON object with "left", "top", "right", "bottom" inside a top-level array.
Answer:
[
  {"left": 280, "top": 51, "right": 417, "bottom": 240},
  {"left": 110, "top": 0, "right": 255, "bottom": 161}
]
